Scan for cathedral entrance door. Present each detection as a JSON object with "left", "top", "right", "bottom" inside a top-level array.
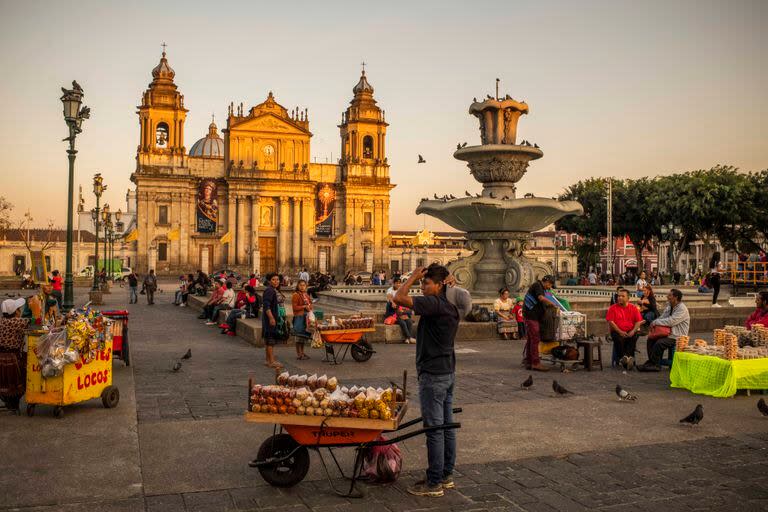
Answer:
[
  {"left": 199, "top": 245, "right": 213, "bottom": 274},
  {"left": 259, "top": 237, "right": 277, "bottom": 274}
]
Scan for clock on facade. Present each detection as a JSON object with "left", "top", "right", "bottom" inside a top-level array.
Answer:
[{"left": 263, "top": 145, "right": 274, "bottom": 156}]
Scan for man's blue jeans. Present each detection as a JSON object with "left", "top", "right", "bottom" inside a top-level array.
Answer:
[
  {"left": 418, "top": 372, "right": 456, "bottom": 486},
  {"left": 129, "top": 286, "right": 138, "bottom": 303}
]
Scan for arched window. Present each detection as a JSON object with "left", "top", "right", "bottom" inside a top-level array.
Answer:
[
  {"left": 362, "top": 135, "right": 374, "bottom": 158},
  {"left": 156, "top": 122, "right": 169, "bottom": 148}
]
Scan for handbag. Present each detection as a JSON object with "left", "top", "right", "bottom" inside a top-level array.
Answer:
[
  {"left": 647, "top": 324, "right": 671, "bottom": 341},
  {"left": 383, "top": 314, "right": 397, "bottom": 325}
]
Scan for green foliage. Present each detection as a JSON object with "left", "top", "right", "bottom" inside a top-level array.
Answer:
[
  {"left": 556, "top": 165, "right": 766, "bottom": 271},
  {"left": 0, "top": 196, "right": 12, "bottom": 231}
]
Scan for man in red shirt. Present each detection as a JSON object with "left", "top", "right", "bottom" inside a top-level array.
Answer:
[
  {"left": 745, "top": 292, "right": 768, "bottom": 330},
  {"left": 606, "top": 288, "right": 643, "bottom": 367}
]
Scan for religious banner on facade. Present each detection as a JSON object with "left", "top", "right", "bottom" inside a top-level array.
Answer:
[
  {"left": 196, "top": 179, "right": 218, "bottom": 233},
  {"left": 315, "top": 183, "right": 335, "bottom": 237}
]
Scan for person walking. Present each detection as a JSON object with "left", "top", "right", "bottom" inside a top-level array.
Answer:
[
  {"left": 143, "top": 270, "right": 158, "bottom": 305},
  {"left": 127, "top": 271, "right": 139, "bottom": 304},
  {"left": 49, "top": 270, "right": 63, "bottom": 308},
  {"left": 709, "top": 252, "right": 722, "bottom": 307},
  {"left": 522, "top": 275, "right": 559, "bottom": 372},
  {"left": 394, "top": 264, "right": 460, "bottom": 498}
]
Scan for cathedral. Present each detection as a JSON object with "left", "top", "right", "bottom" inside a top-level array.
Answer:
[{"left": 131, "top": 49, "right": 393, "bottom": 276}]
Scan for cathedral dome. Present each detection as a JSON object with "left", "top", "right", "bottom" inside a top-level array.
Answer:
[{"left": 189, "top": 120, "right": 224, "bottom": 158}]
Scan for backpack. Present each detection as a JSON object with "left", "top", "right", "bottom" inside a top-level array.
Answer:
[
  {"left": 468, "top": 305, "right": 491, "bottom": 323},
  {"left": 551, "top": 345, "right": 579, "bottom": 360}
]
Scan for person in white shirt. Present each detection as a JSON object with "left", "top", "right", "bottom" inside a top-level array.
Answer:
[
  {"left": 588, "top": 271, "right": 597, "bottom": 285},
  {"left": 206, "top": 281, "right": 236, "bottom": 325},
  {"left": 635, "top": 270, "right": 648, "bottom": 297},
  {"left": 298, "top": 268, "right": 310, "bottom": 283}
]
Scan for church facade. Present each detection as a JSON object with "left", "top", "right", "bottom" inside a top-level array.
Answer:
[{"left": 131, "top": 50, "right": 393, "bottom": 276}]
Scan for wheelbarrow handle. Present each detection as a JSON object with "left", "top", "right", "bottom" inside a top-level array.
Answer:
[
  {"left": 372, "top": 422, "right": 461, "bottom": 446},
  {"left": 395, "top": 407, "right": 463, "bottom": 431}
]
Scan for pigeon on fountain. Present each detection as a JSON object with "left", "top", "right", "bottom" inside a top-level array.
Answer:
[
  {"left": 457, "top": 143, "right": 462, "bottom": 150},
  {"left": 486, "top": 94, "right": 493, "bottom": 100},
  {"left": 434, "top": 193, "right": 439, "bottom": 200},
  {"left": 489, "top": 192, "right": 496, "bottom": 199},
  {"left": 448, "top": 194, "right": 456, "bottom": 200},
  {"left": 461, "top": 142, "right": 468, "bottom": 148},
  {"left": 465, "top": 191, "right": 472, "bottom": 197},
  {"left": 418, "top": 155, "right": 426, "bottom": 163},
  {"left": 534, "top": 143, "right": 540, "bottom": 148}
]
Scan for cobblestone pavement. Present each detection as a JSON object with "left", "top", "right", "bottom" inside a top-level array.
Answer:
[{"left": 2, "top": 287, "right": 767, "bottom": 511}]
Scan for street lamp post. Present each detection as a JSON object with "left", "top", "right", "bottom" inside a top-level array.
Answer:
[
  {"left": 660, "top": 222, "right": 682, "bottom": 278},
  {"left": 91, "top": 174, "right": 105, "bottom": 291},
  {"left": 60, "top": 81, "right": 90, "bottom": 312},
  {"left": 101, "top": 204, "right": 110, "bottom": 284}
]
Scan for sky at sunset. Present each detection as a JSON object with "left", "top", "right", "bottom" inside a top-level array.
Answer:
[{"left": 0, "top": 0, "right": 765, "bottom": 231}]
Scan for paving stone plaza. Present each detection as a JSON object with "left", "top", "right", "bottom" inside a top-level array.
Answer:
[{"left": 1, "top": 285, "right": 766, "bottom": 512}]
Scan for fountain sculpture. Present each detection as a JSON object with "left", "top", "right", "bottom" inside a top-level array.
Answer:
[{"left": 416, "top": 93, "right": 583, "bottom": 296}]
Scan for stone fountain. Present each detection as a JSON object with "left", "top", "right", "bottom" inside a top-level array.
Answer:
[{"left": 416, "top": 94, "right": 583, "bottom": 296}]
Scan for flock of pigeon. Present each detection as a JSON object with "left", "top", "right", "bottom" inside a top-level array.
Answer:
[
  {"left": 422, "top": 192, "right": 514, "bottom": 202},
  {"left": 416, "top": 139, "right": 540, "bottom": 166},
  {"left": 519, "top": 375, "right": 768, "bottom": 426}
]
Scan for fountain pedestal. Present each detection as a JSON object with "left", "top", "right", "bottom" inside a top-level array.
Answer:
[{"left": 416, "top": 94, "right": 583, "bottom": 294}]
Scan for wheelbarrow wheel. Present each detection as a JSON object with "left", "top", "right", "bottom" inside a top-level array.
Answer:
[
  {"left": 101, "top": 386, "right": 120, "bottom": 409},
  {"left": 26, "top": 404, "right": 35, "bottom": 417},
  {"left": 53, "top": 406, "right": 64, "bottom": 419},
  {"left": 351, "top": 338, "right": 373, "bottom": 362},
  {"left": 122, "top": 337, "right": 131, "bottom": 367},
  {"left": 256, "top": 434, "right": 310, "bottom": 488}
]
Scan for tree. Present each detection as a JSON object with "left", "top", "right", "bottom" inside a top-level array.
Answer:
[
  {"left": 612, "top": 177, "right": 663, "bottom": 272},
  {"left": 0, "top": 196, "right": 12, "bottom": 231},
  {"left": 556, "top": 178, "right": 607, "bottom": 273}
]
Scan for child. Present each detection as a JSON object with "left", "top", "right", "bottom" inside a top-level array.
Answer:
[{"left": 512, "top": 297, "right": 525, "bottom": 340}]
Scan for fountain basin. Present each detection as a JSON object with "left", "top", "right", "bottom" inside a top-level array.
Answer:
[{"left": 416, "top": 197, "right": 584, "bottom": 233}]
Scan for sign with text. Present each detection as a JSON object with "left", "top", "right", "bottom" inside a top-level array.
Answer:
[
  {"left": 196, "top": 179, "right": 218, "bottom": 233},
  {"left": 315, "top": 184, "right": 335, "bottom": 237}
]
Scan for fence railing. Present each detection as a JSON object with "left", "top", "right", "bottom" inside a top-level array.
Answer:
[{"left": 724, "top": 261, "right": 768, "bottom": 286}]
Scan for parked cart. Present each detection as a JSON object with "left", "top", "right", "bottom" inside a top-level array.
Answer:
[
  {"left": 320, "top": 327, "right": 376, "bottom": 364},
  {"left": 102, "top": 310, "right": 130, "bottom": 366},
  {"left": 25, "top": 331, "right": 119, "bottom": 418}
]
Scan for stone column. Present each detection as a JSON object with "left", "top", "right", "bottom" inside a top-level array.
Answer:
[
  {"left": 302, "top": 197, "right": 314, "bottom": 269},
  {"left": 227, "top": 194, "right": 236, "bottom": 265},
  {"left": 278, "top": 196, "right": 290, "bottom": 271},
  {"left": 292, "top": 198, "right": 301, "bottom": 269},
  {"left": 251, "top": 195, "right": 260, "bottom": 274},
  {"left": 236, "top": 196, "right": 246, "bottom": 265},
  {"left": 180, "top": 189, "right": 189, "bottom": 268},
  {"left": 172, "top": 192, "right": 181, "bottom": 270}
]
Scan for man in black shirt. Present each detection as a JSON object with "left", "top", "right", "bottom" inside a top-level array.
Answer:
[
  {"left": 523, "top": 275, "right": 558, "bottom": 371},
  {"left": 394, "top": 264, "right": 460, "bottom": 498},
  {"left": 127, "top": 272, "right": 139, "bottom": 304}
]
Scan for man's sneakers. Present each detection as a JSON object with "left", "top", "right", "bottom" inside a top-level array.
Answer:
[
  {"left": 637, "top": 361, "right": 661, "bottom": 372},
  {"left": 407, "top": 481, "right": 444, "bottom": 497},
  {"left": 205, "top": 321, "right": 216, "bottom": 326},
  {"left": 407, "top": 476, "right": 454, "bottom": 497}
]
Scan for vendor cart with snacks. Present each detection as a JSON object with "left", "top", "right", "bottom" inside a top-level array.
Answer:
[
  {"left": 315, "top": 316, "right": 376, "bottom": 364},
  {"left": 102, "top": 310, "right": 130, "bottom": 366},
  {"left": 25, "top": 309, "right": 119, "bottom": 418},
  {"left": 245, "top": 370, "right": 461, "bottom": 497},
  {"left": 670, "top": 326, "right": 768, "bottom": 397}
]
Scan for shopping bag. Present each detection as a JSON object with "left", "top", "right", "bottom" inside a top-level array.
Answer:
[
  {"left": 306, "top": 310, "right": 316, "bottom": 328},
  {"left": 361, "top": 435, "right": 402, "bottom": 483},
  {"left": 310, "top": 329, "right": 323, "bottom": 349},
  {"left": 383, "top": 314, "right": 397, "bottom": 325},
  {"left": 647, "top": 325, "right": 671, "bottom": 341}
]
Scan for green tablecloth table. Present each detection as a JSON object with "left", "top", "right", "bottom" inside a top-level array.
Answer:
[{"left": 670, "top": 351, "right": 768, "bottom": 398}]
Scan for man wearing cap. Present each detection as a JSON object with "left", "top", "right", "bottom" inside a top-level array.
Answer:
[{"left": 522, "top": 275, "right": 559, "bottom": 371}]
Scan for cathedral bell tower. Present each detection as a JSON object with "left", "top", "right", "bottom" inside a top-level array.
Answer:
[
  {"left": 136, "top": 45, "right": 188, "bottom": 169},
  {"left": 336, "top": 66, "right": 393, "bottom": 274},
  {"left": 339, "top": 65, "right": 388, "bottom": 174}
]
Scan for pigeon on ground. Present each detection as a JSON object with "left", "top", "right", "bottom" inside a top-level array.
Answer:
[
  {"left": 615, "top": 385, "right": 638, "bottom": 402},
  {"left": 679, "top": 404, "right": 704, "bottom": 426},
  {"left": 521, "top": 375, "right": 533, "bottom": 390},
  {"left": 418, "top": 155, "right": 426, "bottom": 164},
  {"left": 172, "top": 361, "right": 182, "bottom": 372},
  {"left": 181, "top": 349, "right": 192, "bottom": 360},
  {"left": 758, "top": 398, "right": 768, "bottom": 416},
  {"left": 552, "top": 380, "right": 573, "bottom": 396}
]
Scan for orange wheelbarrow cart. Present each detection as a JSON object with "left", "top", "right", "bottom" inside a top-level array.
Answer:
[
  {"left": 245, "top": 375, "right": 462, "bottom": 497},
  {"left": 319, "top": 328, "right": 376, "bottom": 364}
]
